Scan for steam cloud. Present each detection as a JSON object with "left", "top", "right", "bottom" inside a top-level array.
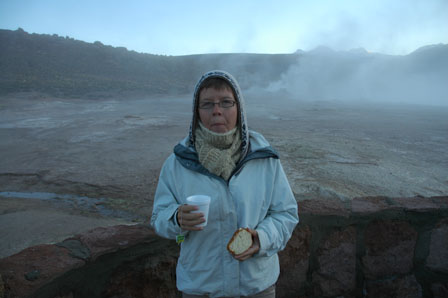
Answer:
[{"left": 268, "top": 45, "right": 448, "bottom": 106}]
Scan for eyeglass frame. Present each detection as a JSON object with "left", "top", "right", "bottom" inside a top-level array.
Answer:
[{"left": 198, "top": 99, "right": 237, "bottom": 110}]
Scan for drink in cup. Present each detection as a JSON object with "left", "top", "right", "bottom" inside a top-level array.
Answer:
[{"left": 186, "top": 195, "right": 211, "bottom": 227}]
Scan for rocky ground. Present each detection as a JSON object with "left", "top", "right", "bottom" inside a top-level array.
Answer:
[{"left": 1, "top": 92, "right": 447, "bottom": 258}]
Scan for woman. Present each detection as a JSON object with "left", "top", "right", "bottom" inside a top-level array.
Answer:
[{"left": 151, "top": 70, "right": 299, "bottom": 297}]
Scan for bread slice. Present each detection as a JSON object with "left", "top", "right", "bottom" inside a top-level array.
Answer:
[{"left": 227, "top": 228, "right": 253, "bottom": 255}]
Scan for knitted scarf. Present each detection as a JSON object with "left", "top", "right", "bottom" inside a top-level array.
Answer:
[{"left": 194, "top": 122, "right": 242, "bottom": 180}]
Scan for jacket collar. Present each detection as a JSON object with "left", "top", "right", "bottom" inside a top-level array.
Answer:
[{"left": 174, "top": 133, "right": 279, "bottom": 180}]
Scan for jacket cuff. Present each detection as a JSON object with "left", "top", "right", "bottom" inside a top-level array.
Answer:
[
  {"left": 256, "top": 228, "right": 269, "bottom": 256},
  {"left": 173, "top": 208, "right": 180, "bottom": 226},
  {"left": 172, "top": 205, "right": 189, "bottom": 236}
]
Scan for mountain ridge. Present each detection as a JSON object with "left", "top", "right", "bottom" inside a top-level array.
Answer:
[
  {"left": 1, "top": 28, "right": 447, "bottom": 101},
  {"left": 0, "top": 29, "right": 296, "bottom": 98}
]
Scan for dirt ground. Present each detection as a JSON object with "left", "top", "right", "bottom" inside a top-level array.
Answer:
[{"left": 1, "top": 92, "right": 447, "bottom": 258}]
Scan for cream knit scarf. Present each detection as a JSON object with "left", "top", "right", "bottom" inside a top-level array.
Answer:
[{"left": 195, "top": 122, "right": 242, "bottom": 180}]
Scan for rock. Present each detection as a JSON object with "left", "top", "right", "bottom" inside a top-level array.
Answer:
[
  {"left": 351, "top": 196, "right": 396, "bottom": 214},
  {"left": 56, "top": 239, "right": 90, "bottom": 260},
  {"left": 0, "top": 225, "right": 178, "bottom": 298},
  {"left": 0, "top": 274, "right": 5, "bottom": 298},
  {"left": 24, "top": 269, "right": 40, "bottom": 281},
  {"left": 364, "top": 274, "right": 422, "bottom": 298},
  {"left": 102, "top": 250, "right": 178, "bottom": 298},
  {"left": 278, "top": 225, "right": 311, "bottom": 297},
  {"left": 54, "top": 293, "right": 74, "bottom": 298},
  {"left": 299, "top": 198, "right": 350, "bottom": 217},
  {"left": 431, "top": 283, "right": 448, "bottom": 298},
  {"left": 312, "top": 226, "right": 357, "bottom": 297},
  {"left": 426, "top": 219, "right": 448, "bottom": 273},
  {"left": 389, "top": 196, "right": 439, "bottom": 212},
  {"left": 430, "top": 196, "right": 448, "bottom": 209},
  {"left": 0, "top": 244, "right": 84, "bottom": 298},
  {"left": 77, "top": 224, "right": 155, "bottom": 261},
  {"left": 362, "top": 220, "right": 417, "bottom": 279}
]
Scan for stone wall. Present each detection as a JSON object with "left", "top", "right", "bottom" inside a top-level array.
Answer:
[
  {"left": 0, "top": 196, "right": 447, "bottom": 298},
  {"left": 277, "top": 196, "right": 448, "bottom": 298}
]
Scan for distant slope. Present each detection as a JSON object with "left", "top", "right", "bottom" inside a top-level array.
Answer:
[
  {"left": 0, "top": 29, "right": 296, "bottom": 98},
  {"left": 1, "top": 28, "right": 446, "bottom": 104}
]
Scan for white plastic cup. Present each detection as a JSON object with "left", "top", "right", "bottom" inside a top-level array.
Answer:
[{"left": 186, "top": 195, "right": 211, "bottom": 227}]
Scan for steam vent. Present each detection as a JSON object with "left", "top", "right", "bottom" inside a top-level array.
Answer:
[{"left": 1, "top": 196, "right": 447, "bottom": 298}]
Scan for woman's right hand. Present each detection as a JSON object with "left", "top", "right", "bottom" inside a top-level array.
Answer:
[{"left": 177, "top": 204, "right": 205, "bottom": 231}]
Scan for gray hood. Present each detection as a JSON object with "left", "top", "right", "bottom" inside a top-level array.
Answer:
[{"left": 188, "top": 70, "right": 250, "bottom": 161}]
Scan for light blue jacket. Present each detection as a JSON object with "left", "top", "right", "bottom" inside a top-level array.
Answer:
[
  {"left": 151, "top": 132, "right": 298, "bottom": 297},
  {"left": 151, "top": 70, "right": 298, "bottom": 297}
]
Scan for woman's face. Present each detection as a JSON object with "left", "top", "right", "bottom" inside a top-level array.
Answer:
[{"left": 198, "top": 87, "right": 238, "bottom": 133}]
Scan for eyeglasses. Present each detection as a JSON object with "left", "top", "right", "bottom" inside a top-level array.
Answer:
[{"left": 198, "top": 100, "right": 237, "bottom": 110}]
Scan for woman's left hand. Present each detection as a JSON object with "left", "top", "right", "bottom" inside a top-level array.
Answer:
[{"left": 234, "top": 228, "right": 260, "bottom": 261}]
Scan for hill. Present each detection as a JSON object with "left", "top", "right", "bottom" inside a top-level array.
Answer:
[
  {"left": 0, "top": 28, "right": 295, "bottom": 98},
  {"left": 1, "top": 28, "right": 447, "bottom": 104}
]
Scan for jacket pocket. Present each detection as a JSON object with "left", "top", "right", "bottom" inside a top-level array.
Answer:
[
  {"left": 179, "top": 233, "right": 217, "bottom": 274},
  {"left": 241, "top": 254, "right": 276, "bottom": 282}
]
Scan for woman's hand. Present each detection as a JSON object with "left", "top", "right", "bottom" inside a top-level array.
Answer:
[
  {"left": 234, "top": 228, "right": 260, "bottom": 261},
  {"left": 177, "top": 204, "right": 205, "bottom": 231}
]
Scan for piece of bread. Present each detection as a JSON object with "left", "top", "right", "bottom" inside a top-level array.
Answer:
[{"left": 227, "top": 228, "right": 253, "bottom": 255}]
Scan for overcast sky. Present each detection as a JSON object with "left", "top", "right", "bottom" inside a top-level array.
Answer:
[{"left": 1, "top": 0, "right": 447, "bottom": 56}]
